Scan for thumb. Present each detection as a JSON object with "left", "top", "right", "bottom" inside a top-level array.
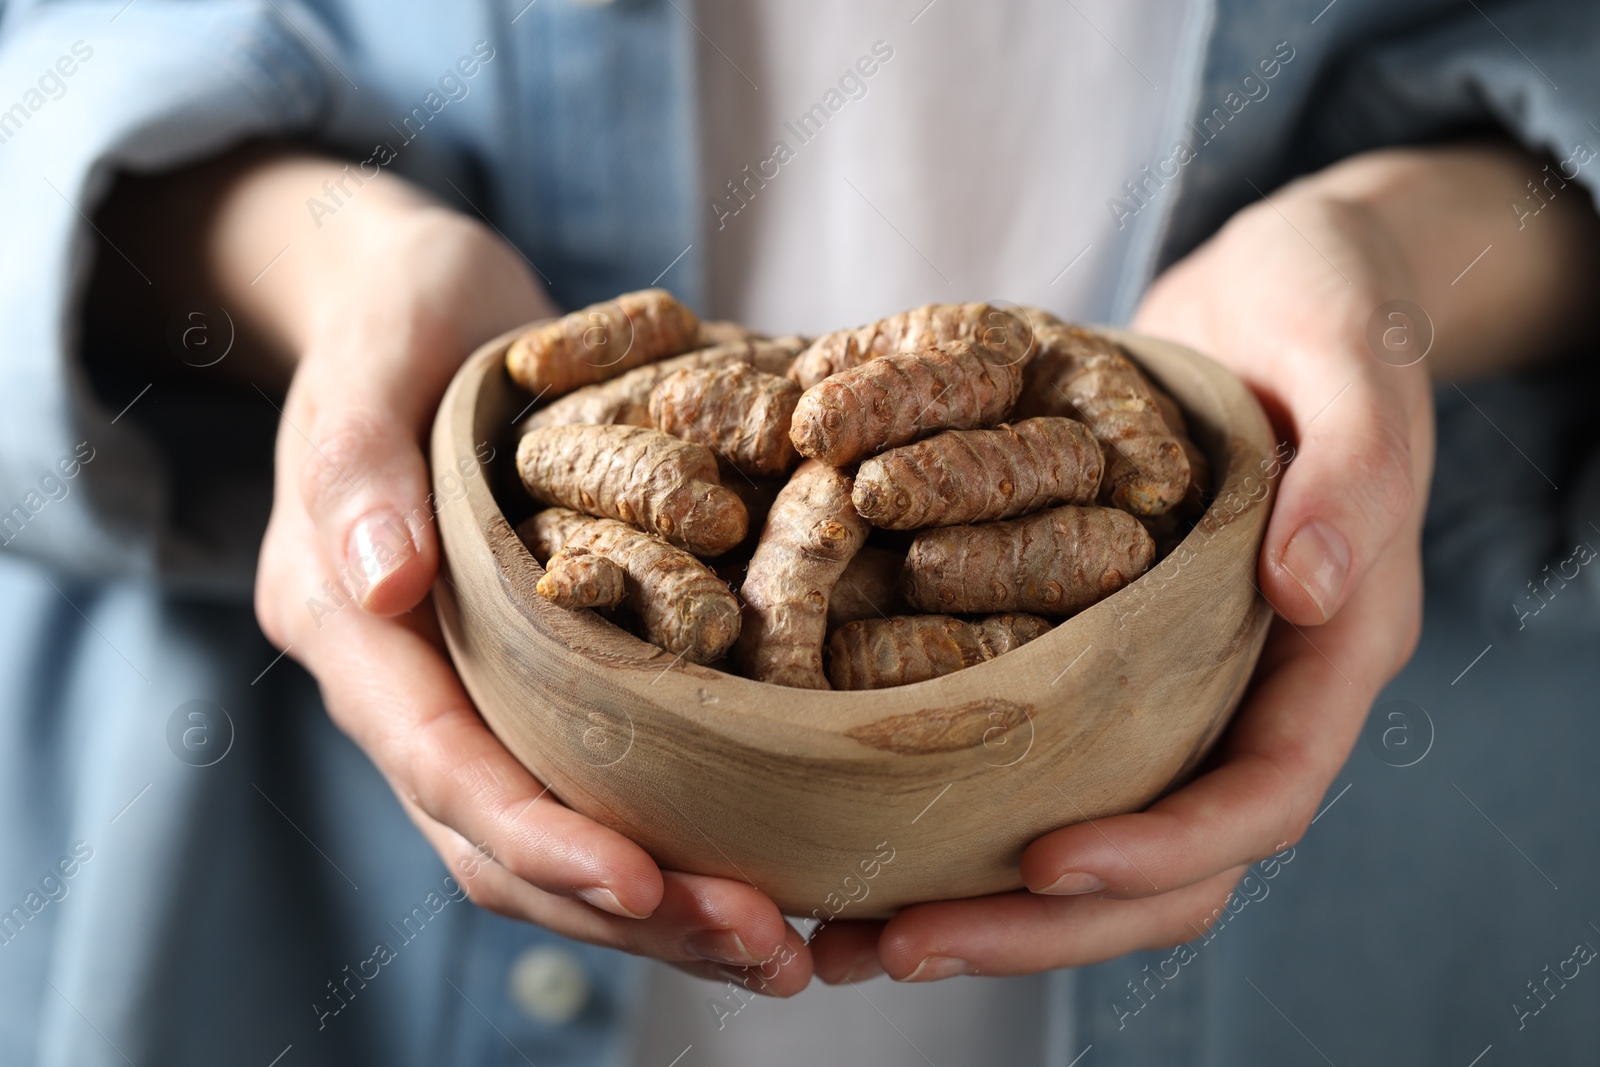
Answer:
[
  {"left": 1260, "top": 362, "right": 1425, "bottom": 627},
  {"left": 286, "top": 351, "right": 459, "bottom": 617}
]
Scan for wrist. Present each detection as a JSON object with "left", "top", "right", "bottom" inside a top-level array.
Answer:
[
  {"left": 297, "top": 206, "right": 507, "bottom": 355},
  {"left": 1222, "top": 185, "right": 1419, "bottom": 362},
  {"left": 289, "top": 205, "right": 552, "bottom": 432},
  {"left": 233, "top": 164, "right": 446, "bottom": 359},
  {"left": 191, "top": 150, "right": 541, "bottom": 376},
  {"left": 1277, "top": 143, "right": 1600, "bottom": 379}
]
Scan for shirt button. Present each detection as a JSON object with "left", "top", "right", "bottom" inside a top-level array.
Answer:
[{"left": 509, "top": 946, "right": 591, "bottom": 1024}]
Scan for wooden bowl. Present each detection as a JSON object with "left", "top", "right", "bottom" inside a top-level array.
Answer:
[{"left": 431, "top": 325, "right": 1276, "bottom": 919}]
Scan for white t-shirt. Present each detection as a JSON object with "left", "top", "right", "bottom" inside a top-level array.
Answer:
[
  {"left": 629, "top": 4, "right": 1192, "bottom": 1064},
  {"left": 694, "top": 0, "right": 1193, "bottom": 332}
]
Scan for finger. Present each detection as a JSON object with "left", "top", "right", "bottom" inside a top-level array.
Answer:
[
  {"left": 414, "top": 807, "right": 796, "bottom": 969},
  {"left": 284, "top": 356, "right": 447, "bottom": 616},
  {"left": 877, "top": 868, "right": 1246, "bottom": 980},
  {"left": 671, "top": 922, "right": 816, "bottom": 999},
  {"left": 809, "top": 920, "right": 887, "bottom": 984},
  {"left": 647, "top": 872, "right": 798, "bottom": 972},
  {"left": 1258, "top": 358, "right": 1427, "bottom": 626},
  {"left": 305, "top": 597, "right": 666, "bottom": 919},
  {"left": 1022, "top": 534, "right": 1419, "bottom": 899}
]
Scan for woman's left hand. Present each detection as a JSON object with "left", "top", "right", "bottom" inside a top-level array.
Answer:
[{"left": 806, "top": 149, "right": 1471, "bottom": 984}]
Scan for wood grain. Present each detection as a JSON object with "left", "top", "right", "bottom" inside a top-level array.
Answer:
[{"left": 431, "top": 325, "right": 1276, "bottom": 918}]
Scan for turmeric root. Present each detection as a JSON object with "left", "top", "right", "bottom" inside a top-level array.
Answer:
[
  {"left": 522, "top": 339, "right": 802, "bottom": 433},
  {"left": 535, "top": 547, "right": 627, "bottom": 609},
  {"left": 902, "top": 504, "right": 1154, "bottom": 616},
  {"left": 1017, "top": 306, "right": 1066, "bottom": 328},
  {"left": 826, "top": 613, "right": 1052, "bottom": 689},
  {"left": 736, "top": 460, "right": 870, "bottom": 688},
  {"left": 506, "top": 288, "right": 699, "bottom": 398},
  {"left": 789, "top": 303, "right": 1035, "bottom": 388},
  {"left": 1134, "top": 431, "right": 1209, "bottom": 558},
  {"left": 565, "top": 517, "right": 741, "bottom": 662},
  {"left": 514, "top": 508, "right": 738, "bottom": 660},
  {"left": 1148, "top": 382, "right": 1188, "bottom": 438},
  {"left": 650, "top": 364, "right": 803, "bottom": 477},
  {"left": 515, "top": 508, "right": 591, "bottom": 563},
  {"left": 852, "top": 417, "right": 1102, "bottom": 530},
  {"left": 697, "top": 319, "right": 763, "bottom": 346},
  {"left": 1178, "top": 435, "right": 1211, "bottom": 519},
  {"left": 1016, "top": 324, "right": 1189, "bottom": 515},
  {"left": 789, "top": 341, "right": 1024, "bottom": 466},
  {"left": 827, "top": 546, "right": 908, "bottom": 628},
  {"left": 515, "top": 425, "right": 747, "bottom": 555}
]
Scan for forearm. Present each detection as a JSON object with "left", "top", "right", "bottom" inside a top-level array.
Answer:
[
  {"left": 1282, "top": 141, "right": 1600, "bottom": 380},
  {"left": 96, "top": 145, "right": 530, "bottom": 384},
  {"left": 170, "top": 148, "right": 440, "bottom": 364}
]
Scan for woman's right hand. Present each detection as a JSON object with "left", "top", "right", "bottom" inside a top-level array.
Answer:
[{"left": 188, "top": 154, "right": 814, "bottom": 993}]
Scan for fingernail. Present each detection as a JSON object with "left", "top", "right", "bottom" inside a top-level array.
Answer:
[
  {"left": 349, "top": 512, "right": 416, "bottom": 600},
  {"left": 1035, "top": 871, "right": 1106, "bottom": 896},
  {"left": 575, "top": 886, "right": 648, "bottom": 920},
  {"left": 901, "top": 956, "right": 975, "bottom": 982},
  {"left": 686, "top": 929, "right": 759, "bottom": 966},
  {"left": 1279, "top": 520, "right": 1349, "bottom": 620}
]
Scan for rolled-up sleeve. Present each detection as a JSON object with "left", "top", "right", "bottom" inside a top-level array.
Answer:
[
  {"left": 0, "top": 1, "right": 335, "bottom": 590},
  {"left": 1306, "top": 0, "right": 1600, "bottom": 210}
]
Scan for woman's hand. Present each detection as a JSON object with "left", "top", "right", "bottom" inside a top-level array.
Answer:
[
  {"left": 808, "top": 142, "right": 1600, "bottom": 983},
  {"left": 139, "top": 151, "right": 812, "bottom": 993}
]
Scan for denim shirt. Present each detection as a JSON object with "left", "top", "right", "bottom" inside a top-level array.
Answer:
[{"left": 0, "top": 1, "right": 1597, "bottom": 1064}]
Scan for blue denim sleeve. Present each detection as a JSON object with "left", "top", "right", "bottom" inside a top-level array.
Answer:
[
  {"left": 1306, "top": 0, "right": 1600, "bottom": 210},
  {"left": 0, "top": 1, "right": 333, "bottom": 589}
]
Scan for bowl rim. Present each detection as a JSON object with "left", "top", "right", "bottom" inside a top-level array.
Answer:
[{"left": 431, "top": 321, "right": 1277, "bottom": 748}]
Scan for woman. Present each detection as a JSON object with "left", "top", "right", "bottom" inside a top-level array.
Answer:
[{"left": 1, "top": 1, "right": 1597, "bottom": 1063}]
